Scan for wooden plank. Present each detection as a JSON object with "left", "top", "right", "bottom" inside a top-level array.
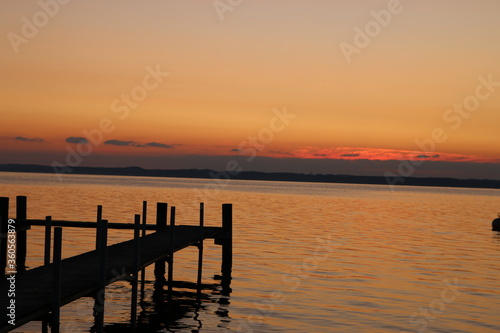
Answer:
[
  {"left": 0, "top": 226, "right": 222, "bottom": 332},
  {"left": 20, "top": 219, "right": 160, "bottom": 231},
  {"left": 17, "top": 220, "right": 222, "bottom": 233}
]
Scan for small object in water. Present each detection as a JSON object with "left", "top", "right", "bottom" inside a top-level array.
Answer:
[{"left": 493, "top": 213, "right": 500, "bottom": 231}]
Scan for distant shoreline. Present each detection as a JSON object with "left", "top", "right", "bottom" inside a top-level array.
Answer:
[{"left": 1, "top": 164, "right": 500, "bottom": 190}]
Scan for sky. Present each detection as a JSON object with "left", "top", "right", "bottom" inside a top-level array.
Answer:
[{"left": 1, "top": 0, "right": 499, "bottom": 180}]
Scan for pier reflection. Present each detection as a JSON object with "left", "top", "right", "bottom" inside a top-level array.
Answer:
[{"left": 100, "top": 276, "right": 232, "bottom": 332}]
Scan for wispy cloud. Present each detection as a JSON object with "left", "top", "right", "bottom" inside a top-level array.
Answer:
[
  {"left": 104, "top": 140, "right": 137, "bottom": 147},
  {"left": 145, "top": 142, "right": 174, "bottom": 149},
  {"left": 15, "top": 136, "right": 44, "bottom": 142},
  {"left": 65, "top": 137, "right": 89, "bottom": 144},
  {"left": 284, "top": 147, "right": 490, "bottom": 163},
  {"left": 416, "top": 154, "right": 440, "bottom": 159},
  {"left": 104, "top": 139, "right": 175, "bottom": 149},
  {"left": 269, "top": 151, "right": 295, "bottom": 157}
]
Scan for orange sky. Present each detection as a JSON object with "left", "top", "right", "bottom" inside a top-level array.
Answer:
[{"left": 1, "top": 1, "right": 500, "bottom": 178}]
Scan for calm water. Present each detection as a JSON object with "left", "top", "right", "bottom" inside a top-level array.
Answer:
[{"left": 1, "top": 172, "right": 499, "bottom": 333}]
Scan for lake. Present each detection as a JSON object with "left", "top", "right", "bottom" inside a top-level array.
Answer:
[{"left": 1, "top": 172, "right": 499, "bottom": 332}]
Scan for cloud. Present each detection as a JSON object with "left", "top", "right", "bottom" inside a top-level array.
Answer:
[
  {"left": 15, "top": 136, "right": 44, "bottom": 142},
  {"left": 416, "top": 154, "right": 441, "bottom": 159},
  {"left": 104, "top": 140, "right": 175, "bottom": 149},
  {"left": 270, "top": 151, "right": 295, "bottom": 156},
  {"left": 314, "top": 153, "right": 327, "bottom": 157},
  {"left": 230, "top": 148, "right": 241, "bottom": 152},
  {"left": 65, "top": 137, "right": 89, "bottom": 144},
  {"left": 146, "top": 142, "right": 174, "bottom": 149},
  {"left": 341, "top": 153, "right": 360, "bottom": 157},
  {"left": 104, "top": 139, "right": 137, "bottom": 146}
]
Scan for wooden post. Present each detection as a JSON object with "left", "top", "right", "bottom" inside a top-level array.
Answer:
[
  {"left": 167, "top": 207, "right": 175, "bottom": 300},
  {"left": 51, "top": 227, "right": 63, "bottom": 333},
  {"left": 197, "top": 203, "right": 204, "bottom": 297},
  {"left": 142, "top": 201, "right": 147, "bottom": 237},
  {"left": 0, "top": 197, "right": 9, "bottom": 272},
  {"left": 95, "top": 205, "right": 103, "bottom": 252},
  {"left": 16, "top": 196, "right": 27, "bottom": 271},
  {"left": 167, "top": 206, "right": 175, "bottom": 328},
  {"left": 140, "top": 201, "right": 147, "bottom": 300},
  {"left": 131, "top": 214, "right": 141, "bottom": 330},
  {"left": 156, "top": 203, "right": 167, "bottom": 231},
  {"left": 154, "top": 203, "right": 167, "bottom": 283},
  {"left": 44, "top": 216, "right": 52, "bottom": 266},
  {"left": 221, "top": 204, "right": 233, "bottom": 295},
  {"left": 94, "top": 219, "right": 108, "bottom": 333}
]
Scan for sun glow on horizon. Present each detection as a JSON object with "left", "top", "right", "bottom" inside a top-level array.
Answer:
[{"left": 1, "top": 1, "right": 499, "bottom": 178}]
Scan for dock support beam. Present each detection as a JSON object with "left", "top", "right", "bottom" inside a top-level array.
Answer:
[
  {"left": 51, "top": 227, "right": 62, "bottom": 333},
  {"left": 197, "top": 203, "right": 204, "bottom": 298},
  {"left": 156, "top": 203, "right": 167, "bottom": 230},
  {"left": 154, "top": 203, "right": 168, "bottom": 283},
  {"left": 43, "top": 217, "right": 52, "bottom": 333},
  {"left": 95, "top": 205, "right": 103, "bottom": 252},
  {"left": 131, "top": 214, "right": 141, "bottom": 330},
  {"left": 166, "top": 206, "right": 176, "bottom": 328},
  {"left": 16, "top": 196, "right": 27, "bottom": 272},
  {"left": 94, "top": 219, "right": 108, "bottom": 333},
  {"left": 44, "top": 216, "right": 52, "bottom": 266},
  {"left": 167, "top": 206, "right": 175, "bottom": 301},
  {"left": 0, "top": 197, "right": 9, "bottom": 273},
  {"left": 221, "top": 204, "right": 233, "bottom": 294},
  {"left": 140, "top": 201, "right": 147, "bottom": 301}
]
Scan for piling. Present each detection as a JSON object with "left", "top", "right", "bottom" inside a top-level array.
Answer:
[
  {"left": 44, "top": 216, "right": 52, "bottom": 266},
  {"left": 167, "top": 206, "right": 176, "bottom": 328},
  {"left": 156, "top": 203, "right": 168, "bottom": 231},
  {"left": 131, "top": 214, "right": 141, "bottom": 329},
  {"left": 0, "top": 197, "right": 9, "bottom": 272},
  {"left": 16, "top": 196, "right": 27, "bottom": 271},
  {"left": 94, "top": 219, "right": 108, "bottom": 333},
  {"left": 95, "top": 205, "right": 103, "bottom": 252},
  {"left": 42, "top": 217, "right": 52, "bottom": 333},
  {"left": 167, "top": 207, "right": 176, "bottom": 301},
  {"left": 197, "top": 203, "right": 205, "bottom": 297},
  {"left": 221, "top": 204, "right": 233, "bottom": 294},
  {"left": 51, "top": 227, "right": 63, "bottom": 333},
  {"left": 140, "top": 201, "right": 147, "bottom": 300},
  {"left": 154, "top": 203, "right": 168, "bottom": 283}
]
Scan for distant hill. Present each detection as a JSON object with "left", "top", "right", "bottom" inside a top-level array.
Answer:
[{"left": 1, "top": 163, "right": 500, "bottom": 189}]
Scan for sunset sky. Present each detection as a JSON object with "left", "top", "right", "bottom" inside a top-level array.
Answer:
[{"left": 1, "top": 0, "right": 499, "bottom": 179}]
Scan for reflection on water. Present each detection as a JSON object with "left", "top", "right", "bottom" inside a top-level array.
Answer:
[
  {"left": 1, "top": 172, "right": 500, "bottom": 332},
  {"left": 99, "top": 280, "right": 229, "bottom": 332}
]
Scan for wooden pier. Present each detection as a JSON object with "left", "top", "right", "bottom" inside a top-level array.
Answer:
[{"left": 0, "top": 196, "right": 233, "bottom": 332}]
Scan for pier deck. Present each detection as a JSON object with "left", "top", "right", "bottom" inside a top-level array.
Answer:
[{"left": 0, "top": 225, "right": 223, "bottom": 332}]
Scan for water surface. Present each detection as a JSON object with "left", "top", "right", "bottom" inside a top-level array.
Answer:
[{"left": 1, "top": 172, "right": 499, "bottom": 332}]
